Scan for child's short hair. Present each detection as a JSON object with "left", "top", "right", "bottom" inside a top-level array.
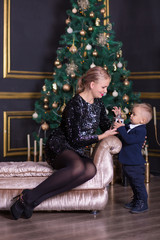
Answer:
[{"left": 133, "top": 103, "right": 153, "bottom": 123}]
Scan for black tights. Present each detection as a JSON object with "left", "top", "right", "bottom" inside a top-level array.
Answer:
[{"left": 25, "top": 150, "right": 97, "bottom": 207}]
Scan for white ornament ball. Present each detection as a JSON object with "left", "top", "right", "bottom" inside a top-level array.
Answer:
[
  {"left": 117, "top": 62, "right": 123, "bottom": 68},
  {"left": 72, "top": 8, "right": 77, "bottom": 14},
  {"left": 90, "top": 63, "right": 96, "bottom": 68},
  {"left": 67, "top": 27, "right": 73, "bottom": 34},
  {"left": 32, "top": 112, "right": 38, "bottom": 119},
  {"left": 124, "top": 107, "right": 129, "bottom": 114},
  {"left": 86, "top": 44, "right": 92, "bottom": 50},
  {"left": 112, "top": 90, "right": 118, "bottom": 97}
]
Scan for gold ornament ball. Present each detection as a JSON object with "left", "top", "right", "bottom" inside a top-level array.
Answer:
[
  {"left": 117, "top": 53, "right": 120, "bottom": 58},
  {"left": 121, "top": 111, "right": 127, "bottom": 120},
  {"left": 124, "top": 79, "right": 130, "bottom": 86},
  {"left": 123, "top": 94, "right": 129, "bottom": 102},
  {"left": 54, "top": 59, "right": 60, "bottom": 66},
  {"left": 100, "top": 8, "right": 105, "bottom": 14},
  {"left": 80, "top": 29, "right": 86, "bottom": 36},
  {"left": 71, "top": 73, "right": 76, "bottom": 78},
  {"left": 69, "top": 44, "right": 78, "bottom": 54},
  {"left": 57, "top": 64, "right": 62, "bottom": 69},
  {"left": 88, "top": 26, "right": 93, "bottom": 31},
  {"left": 41, "top": 122, "right": 49, "bottom": 131},
  {"left": 104, "top": 65, "right": 108, "bottom": 71},
  {"left": 63, "top": 84, "right": 71, "bottom": 92},
  {"left": 66, "top": 18, "right": 71, "bottom": 24},
  {"left": 42, "top": 85, "right": 46, "bottom": 91},
  {"left": 46, "top": 91, "right": 50, "bottom": 96},
  {"left": 43, "top": 98, "right": 48, "bottom": 103},
  {"left": 53, "top": 72, "right": 56, "bottom": 76},
  {"left": 92, "top": 50, "right": 98, "bottom": 56},
  {"left": 44, "top": 104, "right": 49, "bottom": 110},
  {"left": 52, "top": 102, "right": 58, "bottom": 108},
  {"left": 106, "top": 33, "right": 110, "bottom": 39},
  {"left": 89, "top": 11, "right": 95, "bottom": 18}
]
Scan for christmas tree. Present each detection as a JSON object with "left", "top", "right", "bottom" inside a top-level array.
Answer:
[{"left": 33, "top": 0, "right": 140, "bottom": 137}]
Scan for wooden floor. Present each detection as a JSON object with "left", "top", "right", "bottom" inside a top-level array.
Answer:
[{"left": 0, "top": 175, "right": 160, "bottom": 240}]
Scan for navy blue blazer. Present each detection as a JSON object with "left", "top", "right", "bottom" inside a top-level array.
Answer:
[{"left": 117, "top": 124, "right": 146, "bottom": 165}]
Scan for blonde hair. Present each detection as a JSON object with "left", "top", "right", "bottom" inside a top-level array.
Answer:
[
  {"left": 76, "top": 66, "right": 110, "bottom": 94},
  {"left": 133, "top": 103, "right": 153, "bottom": 123}
]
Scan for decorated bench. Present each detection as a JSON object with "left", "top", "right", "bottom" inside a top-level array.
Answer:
[{"left": 0, "top": 136, "right": 122, "bottom": 213}]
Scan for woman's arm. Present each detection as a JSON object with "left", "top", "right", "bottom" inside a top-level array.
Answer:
[{"left": 98, "top": 128, "right": 118, "bottom": 140}]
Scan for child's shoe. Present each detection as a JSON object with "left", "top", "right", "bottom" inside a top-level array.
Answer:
[
  {"left": 124, "top": 196, "right": 137, "bottom": 209},
  {"left": 130, "top": 200, "right": 148, "bottom": 214}
]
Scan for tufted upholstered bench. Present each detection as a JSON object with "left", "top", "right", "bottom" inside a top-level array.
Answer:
[{"left": 0, "top": 136, "right": 122, "bottom": 212}]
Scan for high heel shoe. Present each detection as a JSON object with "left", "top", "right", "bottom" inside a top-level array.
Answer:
[
  {"left": 10, "top": 192, "right": 25, "bottom": 220},
  {"left": 22, "top": 189, "right": 34, "bottom": 219},
  {"left": 10, "top": 189, "right": 34, "bottom": 220}
]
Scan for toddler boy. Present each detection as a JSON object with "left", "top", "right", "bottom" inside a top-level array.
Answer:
[{"left": 114, "top": 103, "right": 152, "bottom": 213}]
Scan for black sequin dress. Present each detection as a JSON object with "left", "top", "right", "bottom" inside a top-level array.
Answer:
[{"left": 45, "top": 94, "right": 111, "bottom": 166}]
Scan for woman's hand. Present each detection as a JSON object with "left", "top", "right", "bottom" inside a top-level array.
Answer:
[
  {"left": 112, "top": 106, "right": 121, "bottom": 116},
  {"left": 98, "top": 128, "right": 118, "bottom": 141}
]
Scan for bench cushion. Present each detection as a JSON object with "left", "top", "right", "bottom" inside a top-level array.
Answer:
[
  {"left": 0, "top": 161, "right": 53, "bottom": 177},
  {"left": 0, "top": 161, "right": 112, "bottom": 190}
]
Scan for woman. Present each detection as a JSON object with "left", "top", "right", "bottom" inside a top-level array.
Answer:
[{"left": 10, "top": 66, "right": 118, "bottom": 220}]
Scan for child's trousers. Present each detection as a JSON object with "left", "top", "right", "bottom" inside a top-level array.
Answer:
[{"left": 122, "top": 164, "right": 148, "bottom": 202}]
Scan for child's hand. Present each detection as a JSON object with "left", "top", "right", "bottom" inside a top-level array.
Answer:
[
  {"left": 112, "top": 106, "right": 121, "bottom": 116},
  {"left": 113, "top": 120, "right": 125, "bottom": 129}
]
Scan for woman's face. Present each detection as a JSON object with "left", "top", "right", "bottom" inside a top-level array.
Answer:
[{"left": 90, "top": 78, "right": 110, "bottom": 98}]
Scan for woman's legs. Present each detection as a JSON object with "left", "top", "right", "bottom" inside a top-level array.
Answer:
[
  {"left": 25, "top": 150, "right": 97, "bottom": 206},
  {"left": 35, "top": 159, "right": 96, "bottom": 206}
]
